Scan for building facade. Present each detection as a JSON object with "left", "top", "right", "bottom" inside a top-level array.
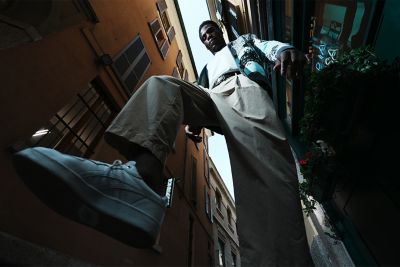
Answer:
[
  {"left": 208, "top": 156, "right": 240, "bottom": 267},
  {"left": 0, "top": 0, "right": 215, "bottom": 265}
]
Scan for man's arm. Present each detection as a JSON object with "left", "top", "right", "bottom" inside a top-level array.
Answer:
[{"left": 253, "top": 38, "right": 309, "bottom": 79}]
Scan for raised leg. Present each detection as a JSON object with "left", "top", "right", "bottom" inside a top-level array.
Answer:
[{"left": 105, "top": 75, "right": 219, "bottom": 194}]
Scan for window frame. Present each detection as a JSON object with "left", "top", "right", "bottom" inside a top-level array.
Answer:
[
  {"left": 215, "top": 190, "right": 223, "bottom": 218},
  {"left": 113, "top": 34, "right": 151, "bottom": 96},
  {"left": 205, "top": 186, "right": 210, "bottom": 217},
  {"left": 231, "top": 251, "right": 237, "bottom": 267},
  {"left": 204, "top": 150, "right": 210, "bottom": 183},
  {"left": 156, "top": 0, "right": 176, "bottom": 43},
  {"left": 172, "top": 66, "right": 180, "bottom": 78},
  {"left": 176, "top": 50, "right": 185, "bottom": 78},
  {"left": 226, "top": 207, "right": 232, "bottom": 226},
  {"left": 218, "top": 238, "right": 226, "bottom": 267},
  {"left": 149, "top": 17, "right": 170, "bottom": 59},
  {"left": 20, "top": 78, "right": 117, "bottom": 157}
]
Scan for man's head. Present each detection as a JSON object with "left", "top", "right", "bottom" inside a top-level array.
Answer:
[{"left": 199, "top": 20, "right": 226, "bottom": 54}]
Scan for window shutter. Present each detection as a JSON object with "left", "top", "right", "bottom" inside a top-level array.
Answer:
[
  {"left": 172, "top": 67, "right": 180, "bottom": 78},
  {"left": 228, "top": 3, "right": 241, "bottom": 38},
  {"left": 114, "top": 35, "right": 150, "bottom": 95},
  {"left": 204, "top": 152, "right": 210, "bottom": 182},
  {"left": 149, "top": 18, "right": 161, "bottom": 34},
  {"left": 205, "top": 186, "right": 209, "bottom": 216},
  {"left": 176, "top": 50, "right": 183, "bottom": 66},
  {"left": 149, "top": 18, "right": 169, "bottom": 59},
  {"left": 156, "top": 0, "right": 167, "bottom": 13},
  {"left": 176, "top": 50, "right": 184, "bottom": 76},
  {"left": 210, "top": 201, "right": 214, "bottom": 223},
  {"left": 160, "top": 40, "right": 170, "bottom": 59},
  {"left": 167, "top": 26, "right": 176, "bottom": 42}
]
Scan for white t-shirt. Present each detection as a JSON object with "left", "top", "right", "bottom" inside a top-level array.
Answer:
[
  {"left": 206, "top": 46, "right": 239, "bottom": 88},
  {"left": 205, "top": 38, "right": 292, "bottom": 89}
]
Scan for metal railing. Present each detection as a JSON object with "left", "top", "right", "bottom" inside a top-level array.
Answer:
[{"left": 27, "top": 83, "right": 115, "bottom": 157}]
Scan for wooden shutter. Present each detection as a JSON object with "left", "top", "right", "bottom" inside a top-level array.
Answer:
[
  {"left": 149, "top": 18, "right": 169, "bottom": 59},
  {"left": 156, "top": 0, "right": 167, "bottom": 13}
]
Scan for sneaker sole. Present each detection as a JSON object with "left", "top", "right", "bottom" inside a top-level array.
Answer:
[{"left": 13, "top": 148, "right": 163, "bottom": 248}]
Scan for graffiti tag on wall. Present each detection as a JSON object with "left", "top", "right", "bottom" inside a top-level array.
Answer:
[{"left": 310, "top": 18, "right": 342, "bottom": 72}]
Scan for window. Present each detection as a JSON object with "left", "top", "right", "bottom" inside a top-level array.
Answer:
[
  {"left": 205, "top": 186, "right": 210, "bottom": 216},
  {"left": 183, "top": 69, "right": 189, "bottom": 82},
  {"left": 282, "top": 0, "right": 294, "bottom": 132},
  {"left": 311, "top": 1, "right": 376, "bottom": 72},
  {"left": 226, "top": 3, "right": 241, "bottom": 39},
  {"left": 218, "top": 238, "right": 226, "bottom": 267},
  {"left": 231, "top": 252, "right": 237, "bottom": 267},
  {"left": 215, "top": 0, "right": 223, "bottom": 20},
  {"left": 156, "top": 0, "right": 175, "bottom": 43},
  {"left": 19, "top": 79, "right": 117, "bottom": 157},
  {"left": 114, "top": 35, "right": 150, "bottom": 95},
  {"left": 149, "top": 17, "right": 170, "bottom": 59},
  {"left": 172, "top": 67, "right": 180, "bottom": 78},
  {"left": 227, "top": 208, "right": 232, "bottom": 226},
  {"left": 215, "top": 190, "right": 222, "bottom": 211},
  {"left": 203, "top": 132, "right": 209, "bottom": 152},
  {"left": 204, "top": 151, "right": 210, "bottom": 183},
  {"left": 227, "top": 207, "right": 234, "bottom": 233},
  {"left": 283, "top": 0, "right": 293, "bottom": 44},
  {"left": 176, "top": 50, "right": 185, "bottom": 78},
  {"left": 191, "top": 156, "right": 197, "bottom": 205},
  {"left": 204, "top": 186, "right": 212, "bottom": 222}
]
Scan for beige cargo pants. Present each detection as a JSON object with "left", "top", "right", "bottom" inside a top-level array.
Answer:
[{"left": 106, "top": 75, "right": 312, "bottom": 266}]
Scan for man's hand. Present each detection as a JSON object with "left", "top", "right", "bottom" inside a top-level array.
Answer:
[
  {"left": 273, "top": 49, "right": 310, "bottom": 79},
  {"left": 185, "top": 125, "right": 203, "bottom": 143}
]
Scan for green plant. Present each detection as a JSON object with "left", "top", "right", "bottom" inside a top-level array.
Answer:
[
  {"left": 298, "top": 46, "right": 399, "bottom": 214},
  {"left": 299, "top": 46, "right": 395, "bottom": 144},
  {"left": 299, "top": 140, "right": 336, "bottom": 214}
]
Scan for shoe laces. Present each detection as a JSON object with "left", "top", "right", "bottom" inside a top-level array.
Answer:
[
  {"left": 112, "top": 159, "right": 123, "bottom": 166},
  {"left": 111, "top": 160, "right": 131, "bottom": 169}
]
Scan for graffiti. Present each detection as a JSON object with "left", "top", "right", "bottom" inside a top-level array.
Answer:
[
  {"left": 310, "top": 18, "right": 342, "bottom": 72},
  {"left": 313, "top": 42, "right": 339, "bottom": 71}
]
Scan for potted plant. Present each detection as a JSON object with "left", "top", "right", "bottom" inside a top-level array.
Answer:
[
  {"left": 299, "top": 140, "right": 337, "bottom": 214},
  {"left": 298, "top": 46, "right": 399, "bottom": 213}
]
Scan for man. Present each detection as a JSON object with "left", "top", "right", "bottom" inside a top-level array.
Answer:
[{"left": 13, "top": 20, "right": 312, "bottom": 265}]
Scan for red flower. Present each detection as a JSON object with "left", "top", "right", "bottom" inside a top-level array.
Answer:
[{"left": 299, "top": 159, "right": 308, "bottom": 166}]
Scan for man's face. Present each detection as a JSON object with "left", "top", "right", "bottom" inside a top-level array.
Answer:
[{"left": 200, "top": 24, "right": 226, "bottom": 54}]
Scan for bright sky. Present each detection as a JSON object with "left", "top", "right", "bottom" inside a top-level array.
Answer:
[{"left": 177, "top": 0, "right": 235, "bottom": 199}]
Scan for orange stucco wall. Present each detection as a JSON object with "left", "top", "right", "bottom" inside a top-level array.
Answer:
[{"left": 0, "top": 0, "right": 213, "bottom": 265}]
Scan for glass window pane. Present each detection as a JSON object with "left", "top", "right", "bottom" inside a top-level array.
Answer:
[
  {"left": 125, "top": 38, "right": 144, "bottom": 63},
  {"left": 161, "top": 11, "right": 171, "bottom": 30},
  {"left": 114, "top": 54, "right": 130, "bottom": 76},
  {"left": 134, "top": 53, "right": 150, "bottom": 79},
  {"left": 124, "top": 71, "right": 139, "bottom": 93}
]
